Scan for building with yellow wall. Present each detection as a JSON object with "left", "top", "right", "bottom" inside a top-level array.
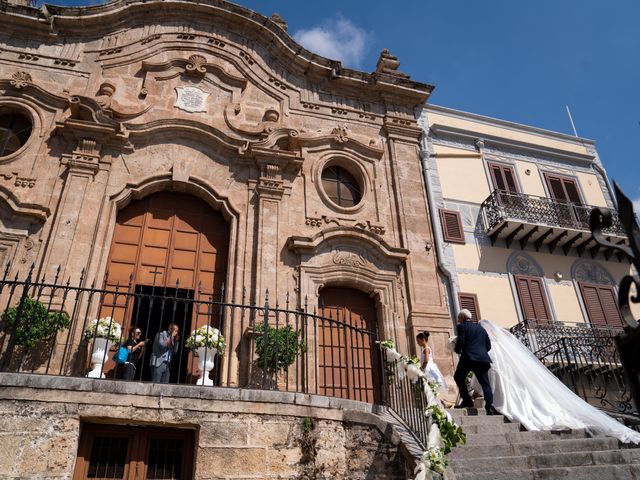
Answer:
[{"left": 419, "top": 104, "right": 632, "bottom": 332}]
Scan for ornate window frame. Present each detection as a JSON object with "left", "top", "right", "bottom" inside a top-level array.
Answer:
[
  {"left": 0, "top": 98, "right": 42, "bottom": 165},
  {"left": 571, "top": 259, "right": 617, "bottom": 324},
  {"left": 313, "top": 154, "right": 370, "bottom": 215},
  {"left": 506, "top": 251, "right": 557, "bottom": 324}
]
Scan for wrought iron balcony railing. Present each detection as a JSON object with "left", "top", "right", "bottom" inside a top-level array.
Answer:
[
  {"left": 0, "top": 264, "right": 383, "bottom": 404},
  {"left": 481, "top": 190, "right": 626, "bottom": 255},
  {"left": 511, "top": 319, "right": 634, "bottom": 414}
]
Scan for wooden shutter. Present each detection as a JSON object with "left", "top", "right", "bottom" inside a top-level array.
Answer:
[
  {"left": 514, "top": 275, "right": 552, "bottom": 324},
  {"left": 488, "top": 163, "right": 519, "bottom": 194},
  {"left": 579, "top": 282, "right": 624, "bottom": 328},
  {"left": 544, "top": 173, "right": 583, "bottom": 204},
  {"left": 458, "top": 293, "right": 481, "bottom": 322},
  {"left": 439, "top": 209, "right": 465, "bottom": 244}
]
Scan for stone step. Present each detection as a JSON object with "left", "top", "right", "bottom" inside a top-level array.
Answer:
[
  {"left": 532, "top": 449, "right": 640, "bottom": 469},
  {"left": 461, "top": 422, "right": 522, "bottom": 435},
  {"left": 454, "top": 414, "right": 509, "bottom": 426},
  {"left": 448, "top": 407, "right": 489, "bottom": 418},
  {"left": 455, "top": 463, "right": 640, "bottom": 480},
  {"left": 451, "top": 436, "right": 619, "bottom": 460},
  {"left": 465, "top": 429, "right": 587, "bottom": 446},
  {"left": 451, "top": 446, "right": 640, "bottom": 472}
]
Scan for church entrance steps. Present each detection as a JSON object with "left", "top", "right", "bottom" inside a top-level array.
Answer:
[
  {"left": 450, "top": 437, "right": 618, "bottom": 459},
  {"left": 449, "top": 408, "right": 640, "bottom": 480}
]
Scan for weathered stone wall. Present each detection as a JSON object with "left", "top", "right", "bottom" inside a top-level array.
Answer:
[{"left": 0, "top": 373, "right": 408, "bottom": 479}]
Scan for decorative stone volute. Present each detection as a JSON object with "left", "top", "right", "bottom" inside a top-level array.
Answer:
[
  {"left": 375, "top": 49, "right": 410, "bottom": 79},
  {"left": 9, "top": 71, "right": 32, "bottom": 89},
  {"left": 270, "top": 13, "right": 287, "bottom": 31},
  {"left": 185, "top": 54, "right": 207, "bottom": 77}
]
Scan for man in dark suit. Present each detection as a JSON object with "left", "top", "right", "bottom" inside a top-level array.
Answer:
[{"left": 453, "top": 309, "right": 499, "bottom": 415}]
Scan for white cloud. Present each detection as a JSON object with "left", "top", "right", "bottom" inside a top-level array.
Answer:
[
  {"left": 293, "top": 16, "right": 369, "bottom": 68},
  {"left": 633, "top": 197, "right": 640, "bottom": 215}
]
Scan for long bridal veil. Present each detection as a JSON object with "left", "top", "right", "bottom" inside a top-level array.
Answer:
[{"left": 478, "top": 319, "right": 640, "bottom": 444}]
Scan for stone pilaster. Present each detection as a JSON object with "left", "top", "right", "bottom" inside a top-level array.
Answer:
[
  {"left": 40, "top": 138, "right": 112, "bottom": 283},
  {"left": 253, "top": 159, "right": 286, "bottom": 304},
  {"left": 383, "top": 117, "right": 451, "bottom": 335}
]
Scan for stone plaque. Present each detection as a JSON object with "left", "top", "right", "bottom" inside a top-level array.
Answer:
[{"left": 175, "top": 86, "right": 209, "bottom": 113}]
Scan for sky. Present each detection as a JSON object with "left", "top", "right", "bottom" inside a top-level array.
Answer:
[{"left": 42, "top": 0, "right": 640, "bottom": 209}]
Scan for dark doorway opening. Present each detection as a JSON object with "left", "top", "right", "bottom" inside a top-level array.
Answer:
[{"left": 131, "top": 285, "right": 194, "bottom": 384}]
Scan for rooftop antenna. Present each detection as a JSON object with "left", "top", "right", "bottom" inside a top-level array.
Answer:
[{"left": 565, "top": 105, "right": 579, "bottom": 137}]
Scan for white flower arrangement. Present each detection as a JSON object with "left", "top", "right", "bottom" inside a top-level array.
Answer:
[
  {"left": 446, "top": 336, "right": 457, "bottom": 352},
  {"left": 379, "top": 339, "right": 466, "bottom": 479},
  {"left": 185, "top": 325, "right": 226, "bottom": 354},
  {"left": 83, "top": 317, "right": 122, "bottom": 343}
]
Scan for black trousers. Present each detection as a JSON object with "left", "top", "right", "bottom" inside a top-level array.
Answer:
[
  {"left": 116, "top": 362, "right": 136, "bottom": 381},
  {"left": 454, "top": 357, "right": 493, "bottom": 407}
]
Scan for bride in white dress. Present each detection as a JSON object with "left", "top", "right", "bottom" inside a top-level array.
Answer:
[
  {"left": 417, "top": 331, "right": 448, "bottom": 391},
  {"left": 476, "top": 319, "right": 640, "bottom": 444}
]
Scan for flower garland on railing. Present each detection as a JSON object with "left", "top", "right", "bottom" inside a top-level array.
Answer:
[{"left": 379, "top": 340, "right": 466, "bottom": 480}]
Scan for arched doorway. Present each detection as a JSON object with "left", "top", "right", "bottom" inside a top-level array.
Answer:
[
  {"left": 102, "top": 192, "right": 229, "bottom": 382},
  {"left": 317, "top": 286, "right": 380, "bottom": 403}
]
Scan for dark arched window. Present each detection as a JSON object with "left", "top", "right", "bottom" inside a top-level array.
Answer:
[
  {"left": 321, "top": 166, "right": 362, "bottom": 208},
  {"left": 0, "top": 112, "right": 32, "bottom": 157}
]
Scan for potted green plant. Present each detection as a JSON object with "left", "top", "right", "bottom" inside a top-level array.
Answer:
[
  {"left": 253, "top": 322, "right": 306, "bottom": 388},
  {"left": 1, "top": 296, "right": 71, "bottom": 367}
]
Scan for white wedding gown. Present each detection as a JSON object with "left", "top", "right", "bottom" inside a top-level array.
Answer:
[
  {"left": 420, "top": 347, "right": 448, "bottom": 391},
  {"left": 478, "top": 319, "right": 640, "bottom": 444}
]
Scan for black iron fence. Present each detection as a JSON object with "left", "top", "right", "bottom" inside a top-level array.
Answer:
[
  {"left": 482, "top": 189, "right": 625, "bottom": 236},
  {"left": 0, "top": 264, "right": 381, "bottom": 403},
  {"left": 511, "top": 319, "right": 634, "bottom": 415},
  {"left": 380, "top": 354, "right": 430, "bottom": 448}
]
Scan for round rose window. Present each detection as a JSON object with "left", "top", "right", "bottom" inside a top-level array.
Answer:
[
  {"left": 0, "top": 110, "right": 32, "bottom": 158},
  {"left": 321, "top": 165, "right": 362, "bottom": 208}
]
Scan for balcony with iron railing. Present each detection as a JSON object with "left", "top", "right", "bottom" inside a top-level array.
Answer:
[
  {"left": 481, "top": 189, "right": 627, "bottom": 257},
  {"left": 511, "top": 319, "right": 634, "bottom": 415}
]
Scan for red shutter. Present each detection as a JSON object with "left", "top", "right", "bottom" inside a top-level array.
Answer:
[
  {"left": 544, "top": 173, "right": 583, "bottom": 204},
  {"left": 439, "top": 209, "right": 465, "bottom": 244},
  {"left": 514, "top": 275, "right": 552, "bottom": 324},
  {"left": 579, "top": 283, "right": 624, "bottom": 328},
  {"left": 563, "top": 181, "right": 582, "bottom": 204},
  {"left": 458, "top": 293, "right": 481, "bottom": 322},
  {"left": 489, "top": 163, "right": 519, "bottom": 194}
]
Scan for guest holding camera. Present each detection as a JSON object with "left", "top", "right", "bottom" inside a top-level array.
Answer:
[{"left": 150, "top": 323, "right": 179, "bottom": 383}]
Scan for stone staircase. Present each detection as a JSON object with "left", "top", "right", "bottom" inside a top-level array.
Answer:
[{"left": 448, "top": 408, "right": 640, "bottom": 480}]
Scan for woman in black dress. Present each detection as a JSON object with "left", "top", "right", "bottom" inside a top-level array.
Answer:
[{"left": 118, "top": 326, "right": 147, "bottom": 380}]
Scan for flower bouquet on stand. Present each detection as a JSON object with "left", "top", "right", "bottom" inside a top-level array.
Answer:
[
  {"left": 185, "top": 325, "right": 226, "bottom": 386},
  {"left": 84, "top": 317, "right": 122, "bottom": 378}
]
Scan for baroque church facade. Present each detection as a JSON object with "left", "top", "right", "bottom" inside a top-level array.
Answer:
[
  {"left": 0, "top": 2, "right": 457, "bottom": 477},
  {"left": 0, "top": 1, "right": 452, "bottom": 389},
  {"left": 0, "top": 1, "right": 633, "bottom": 479}
]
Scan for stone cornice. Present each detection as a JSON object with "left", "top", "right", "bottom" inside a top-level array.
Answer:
[
  {"left": 426, "top": 104, "right": 596, "bottom": 146},
  {"left": 288, "top": 227, "right": 409, "bottom": 262},
  {"left": 0, "top": 79, "right": 69, "bottom": 110},
  {"left": 429, "top": 123, "right": 595, "bottom": 165},
  {"left": 0, "top": 185, "right": 50, "bottom": 221},
  {"left": 1, "top": 0, "right": 433, "bottom": 106}
]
